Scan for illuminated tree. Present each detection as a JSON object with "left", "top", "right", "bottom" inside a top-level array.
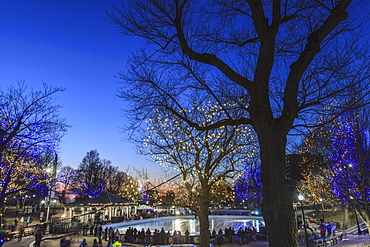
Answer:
[
  {"left": 297, "top": 164, "right": 337, "bottom": 208},
  {"left": 209, "top": 180, "right": 235, "bottom": 208},
  {"left": 329, "top": 108, "right": 370, "bottom": 230},
  {"left": 235, "top": 159, "right": 262, "bottom": 209},
  {"left": 0, "top": 82, "right": 69, "bottom": 210},
  {"left": 0, "top": 149, "right": 48, "bottom": 206},
  {"left": 74, "top": 150, "right": 137, "bottom": 199},
  {"left": 110, "top": 1, "right": 370, "bottom": 245},
  {"left": 75, "top": 150, "right": 117, "bottom": 198},
  {"left": 298, "top": 104, "right": 370, "bottom": 229},
  {"left": 138, "top": 102, "right": 255, "bottom": 246},
  {"left": 113, "top": 173, "right": 140, "bottom": 202},
  {"left": 296, "top": 115, "right": 340, "bottom": 207}
]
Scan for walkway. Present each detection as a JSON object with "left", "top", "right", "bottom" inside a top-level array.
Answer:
[{"left": 3, "top": 233, "right": 370, "bottom": 247}]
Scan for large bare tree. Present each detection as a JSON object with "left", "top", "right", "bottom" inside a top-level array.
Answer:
[{"left": 109, "top": 1, "right": 370, "bottom": 246}]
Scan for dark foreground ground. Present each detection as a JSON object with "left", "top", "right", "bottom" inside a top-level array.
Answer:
[{"left": 2, "top": 231, "right": 370, "bottom": 247}]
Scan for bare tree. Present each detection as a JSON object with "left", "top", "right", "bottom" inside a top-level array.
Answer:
[
  {"left": 109, "top": 0, "right": 370, "bottom": 245},
  {"left": 58, "top": 166, "right": 77, "bottom": 203},
  {"left": 0, "top": 82, "right": 69, "bottom": 211},
  {"left": 106, "top": 171, "right": 129, "bottom": 196},
  {"left": 75, "top": 150, "right": 120, "bottom": 198}
]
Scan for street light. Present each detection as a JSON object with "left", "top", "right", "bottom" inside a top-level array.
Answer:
[
  {"left": 319, "top": 198, "right": 325, "bottom": 222},
  {"left": 44, "top": 153, "right": 58, "bottom": 223},
  {"left": 298, "top": 194, "right": 309, "bottom": 246}
]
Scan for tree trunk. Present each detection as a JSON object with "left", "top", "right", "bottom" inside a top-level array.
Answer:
[
  {"left": 357, "top": 203, "right": 370, "bottom": 233},
  {"left": 0, "top": 168, "right": 13, "bottom": 212},
  {"left": 258, "top": 128, "right": 298, "bottom": 247},
  {"left": 198, "top": 186, "right": 211, "bottom": 247},
  {"left": 343, "top": 204, "right": 348, "bottom": 229}
]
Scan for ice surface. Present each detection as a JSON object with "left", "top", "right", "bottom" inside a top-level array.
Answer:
[{"left": 105, "top": 215, "right": 264, "bottom": 235}]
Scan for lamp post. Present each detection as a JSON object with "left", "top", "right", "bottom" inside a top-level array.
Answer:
[
  {"left": 353, "top": 210, "right": 362, "bottom": 235},
  {"left": 46, "top": 197, "right": 51, "bottom": 223},
  {"left": 44, "top": 153, "right": 58, "bottom": 223},
  {"left": 319, "top": 198, "right": 325, "bottom": 222},
  {"left": 298, "top": 194, "right": 309, "bottom": 246}
]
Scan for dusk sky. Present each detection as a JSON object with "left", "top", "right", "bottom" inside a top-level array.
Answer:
[{"left": 0, "top": 1, "right": 164, "bottom": 179}]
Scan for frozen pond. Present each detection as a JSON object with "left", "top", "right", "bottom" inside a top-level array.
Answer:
[{"left": 106, "top": 215, "right": 264, "bottom": 236}]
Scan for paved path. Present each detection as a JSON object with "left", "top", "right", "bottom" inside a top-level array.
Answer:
[
  {"left": 3, "top": 233, "right": 370, "bottom": 247},
  {"left": 3, "top": 234, "right": 268, "bottom": 247}
]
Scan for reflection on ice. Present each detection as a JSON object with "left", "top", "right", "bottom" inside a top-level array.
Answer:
[{"left": 106, "top": 215, "right": 264, "bottom": 236}]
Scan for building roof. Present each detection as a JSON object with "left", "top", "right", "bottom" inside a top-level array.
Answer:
[
  {"left": 66, "top": 192, "right": 136, "bottom": 207},
  {"left": 137, "top": 204, "right": 154, "bottom": 210}
]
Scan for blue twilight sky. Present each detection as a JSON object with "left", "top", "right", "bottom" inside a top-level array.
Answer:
[{"left": 0, "top": 1, "right": 164, "bottom": 179}]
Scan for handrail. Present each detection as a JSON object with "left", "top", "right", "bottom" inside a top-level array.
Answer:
[{"left": 311, "top": 233, "right": 343, "bottom": 247}]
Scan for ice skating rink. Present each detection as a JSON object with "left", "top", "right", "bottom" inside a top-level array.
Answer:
[{"left": 105, "top": 215, "right": 264, "bottom": 235}]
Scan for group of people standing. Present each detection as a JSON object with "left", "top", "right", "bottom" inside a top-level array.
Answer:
[
  {"left": 319, "top": 221, "right": 338, "bottom": 239},
  {"left": 82, "top": 224, "right": 121, "bottom": 243},
  {"left": 211, "top": 226, "right": 257, "bottom": 246},
  {"left": 123, "top": 227, "right": 186, "bottom": 244},
  {"left": 80, "top": 224, "right": 123, "bottom": 247},
  {"left": 116, "top": 225, "right": 258, "bottom": 246}
]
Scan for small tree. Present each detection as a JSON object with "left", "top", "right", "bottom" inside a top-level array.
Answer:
[
  {"left": 138, "top": 102, "right": 255, "bottom": 246},
  {"left": 209, "top": 180, "right": 235, "bottom": 208},
  {"left": 115, "top": 174, "right": 139, "bottom": 202},
  {"left": 0, "top": 82, "right": 69, "bottom": 210},
  {"left": 235, "top": 160, "right": 262, "bottom": 209},
  {"left": 297, "top": 117, "right": 340, "bottom": 208},
  {"left": 297, "top": 165, "right": 338, "bottom": 209}
]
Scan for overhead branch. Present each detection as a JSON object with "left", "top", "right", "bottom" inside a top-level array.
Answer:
[
  {"left": 174, "top": 1, "right": 252, "bottom": 89},
  {"left": 163, "top": 105, "right": 252, "bottom": 130},
  {"left": 283, "top": 0, "right": 351, "bottom": 118}
]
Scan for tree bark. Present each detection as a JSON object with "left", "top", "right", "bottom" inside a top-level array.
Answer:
[
  {"left": 343, "top": 204, "right": 349, "bottom": 229},
  {"left": 198, "top": 185, "right": 211, "bottom": 247},
  {"left": 0, "top": 168, "right": 13, "bottom": 211},
  {"left": 257, "top": 126, "right": 298, "bottom": 246}
]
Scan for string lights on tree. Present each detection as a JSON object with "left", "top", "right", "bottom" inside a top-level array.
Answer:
[
  {"left": 139, "top": 99, "right": 256, "bottom": 244},
  {"left": 328, "top": 109, "right": 370, "bottom": 228}
]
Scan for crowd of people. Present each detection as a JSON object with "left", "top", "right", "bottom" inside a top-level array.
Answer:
[
  {"left": 51, "top": 219, "right": 340, "bottom": 247},
  {"left": 78, "top": 223, "right": 259, "bottom": 246}
]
